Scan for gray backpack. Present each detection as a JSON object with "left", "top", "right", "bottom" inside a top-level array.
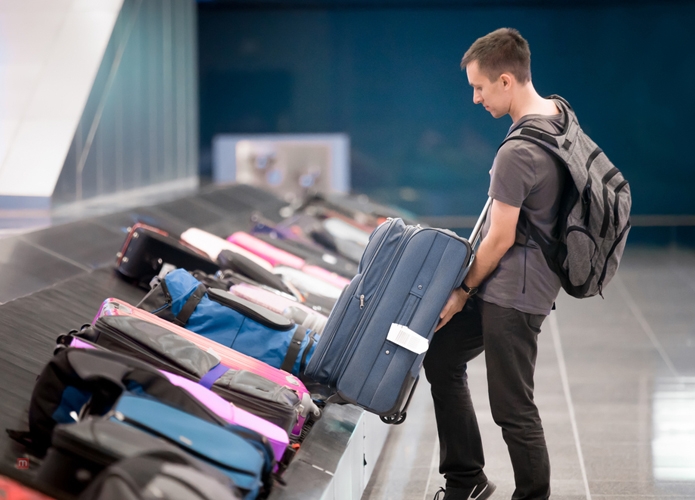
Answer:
[{"left": 502, "top": 95, "right": 631, "bottom": 298}]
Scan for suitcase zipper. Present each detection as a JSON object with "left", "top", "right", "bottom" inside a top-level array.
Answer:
[
  {"left": 356, "top": 218, "right": 397, "bottom": 277},
  {"left": 309, "top": 219, "right": 399, "bottom": 374},
  {"left": 329, "top": 226, "right": 419, "bottom": 383},
  {"left": 306, "top": 282, "right": 357, "bottom": 376},
  {"left": 349, "top": 220, "right": 403, "bottom": 310}
]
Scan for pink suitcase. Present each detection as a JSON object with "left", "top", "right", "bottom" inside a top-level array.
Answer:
[
  {"left": 227, "top": 232, "right": 306, "bottom": 269},
  {"left": 229, "top": 283, "right": 328, "bottom": 334},
  {"left": 301, "top": 265, "right": 351, "bottom": 289},
  {"left": 181, "top": 228, "right": 273, "bottom": 270},
  {"left": 94, "top": 298, "right": 318, "bottom": 435},
  {"left": 67, "top": 337, "right": 289, "bottom": 461}
]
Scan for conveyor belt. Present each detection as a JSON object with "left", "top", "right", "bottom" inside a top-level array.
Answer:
[
  {"left": 0, "top": 184, "right": 387, "bottom": 499},
  {"left": 0, "top": 266, "right": 148, "bottom": 481},
  {"left": 0, "top": 184, "right": 282, "bottom": 489}
]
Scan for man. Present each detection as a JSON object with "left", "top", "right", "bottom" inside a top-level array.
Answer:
[{"left": 423, "top": 28, "right": 566, "bottom": 500}]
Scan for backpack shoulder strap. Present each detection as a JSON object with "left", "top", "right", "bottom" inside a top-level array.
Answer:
[
  {"left": 500, "top": 96, "right": 578, "bottom": 157},
  {"left": 546, "top": 94, "right": 573, "bottom": 111}
]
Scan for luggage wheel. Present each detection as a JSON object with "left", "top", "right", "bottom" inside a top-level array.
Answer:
[
  {"left": 380, "top": 412, "right": 406, "bottom": 425},
  {"left": 379, "top": 377, "right": 419, "bottom": 425}
]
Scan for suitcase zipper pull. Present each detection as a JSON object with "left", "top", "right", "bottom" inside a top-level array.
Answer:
[{"left": 360, "top": 295, "right": 365, "bottom": 309}]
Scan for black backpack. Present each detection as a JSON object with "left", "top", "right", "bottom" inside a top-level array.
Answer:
[
  {"left": 502, "top": 95, "right": 631, "bottom": 298},
  {"left": 79, "top": 451, "right": 242, "bottom": 500}
]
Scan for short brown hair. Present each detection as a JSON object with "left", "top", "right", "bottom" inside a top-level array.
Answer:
[{"left": 461, "top": 28, "right": 531, "bottom": 84}]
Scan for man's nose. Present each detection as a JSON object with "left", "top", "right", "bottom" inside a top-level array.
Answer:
[{"left": 473, "top": 93, "right": 482, "bottom": 104}]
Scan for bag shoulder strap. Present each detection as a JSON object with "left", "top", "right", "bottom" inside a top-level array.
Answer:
[
  {"left": 280, "top": 327, "right": 308, "bottom": 373},
  {"left": 175, "top": 284, "right": 207, "bottom": 326},
  {"left": 500, "top": 95, "right": 578, "bottom": 155}
]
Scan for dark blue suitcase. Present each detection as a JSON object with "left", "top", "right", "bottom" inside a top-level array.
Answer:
[{"left": 304, "top": 217, "right": 473, "bottom": 423}]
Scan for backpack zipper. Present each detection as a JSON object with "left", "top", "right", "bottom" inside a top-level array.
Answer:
[
  {"left": 612, "top": 179, "right": 629, "bottom": 232},
  {"left": 596, "top": 221, "right": 631, "bottom": 290}
]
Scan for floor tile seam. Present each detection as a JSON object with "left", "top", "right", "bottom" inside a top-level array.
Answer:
[
  {"left": 421, "top": 436, "right": 439, "bottom": 500},
  {"left": 669, "top": 255, "right": 695, "bottom": 297},
  {"left": 17, "top": 236, "right": 93, "bottom": 273},
  {"left": 391, "top": 465, "right": 435, "bottom": 470},
  {"left": 549, "top": 312, "right": 592, "bottom": 500},
  {"left": 588, "top": 480, "right": 695, "bottom": 484},
  {"left": 591, "top": 496, "right": 695, "bottom": 498},
  {"left": 580, "top": 441, "right": 652, "bottom": 445},
  {"left": 613, "top": 275, "right": 681, "bottom": 379}
]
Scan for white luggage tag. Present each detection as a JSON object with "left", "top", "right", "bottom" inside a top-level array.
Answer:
[{"left": 386, "top": 324, "right": 429, "bottom": 355}]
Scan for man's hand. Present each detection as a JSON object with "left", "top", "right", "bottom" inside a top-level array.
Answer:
[{"left": 436, "top": 288, "right": 468, "bottom": 332}]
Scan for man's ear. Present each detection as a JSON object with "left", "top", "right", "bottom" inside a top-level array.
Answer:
[{"left": 500, "top": 73, "right": 513, "bottom": 89}]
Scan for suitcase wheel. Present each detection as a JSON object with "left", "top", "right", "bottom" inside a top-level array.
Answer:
[{"left": 380, "top": 412, "right": 407, "bottom": 425}]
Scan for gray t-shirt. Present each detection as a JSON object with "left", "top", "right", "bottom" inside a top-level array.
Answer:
[{"left": 477, "top": 111, "right": 567, "bottom": 316}]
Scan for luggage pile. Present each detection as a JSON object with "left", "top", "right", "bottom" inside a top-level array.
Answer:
[{"left": 8, "top": 189, "right": 475, "bottom": 499}]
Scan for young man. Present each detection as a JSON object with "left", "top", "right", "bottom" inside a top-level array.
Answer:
[{"left": 423, "top": 28, "right": 566, "bottom": 500}]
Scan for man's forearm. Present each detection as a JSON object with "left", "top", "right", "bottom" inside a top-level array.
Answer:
[
  {"left": 463, "top": 234, "right": 512, "bottom": 288},
  {"left": 437, "top": 200, "right": 518, "bottom": 329}
]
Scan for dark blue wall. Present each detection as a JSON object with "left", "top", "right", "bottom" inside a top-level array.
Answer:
[{"left": 198, "top": 2, "right": 695, "bottom": 218}]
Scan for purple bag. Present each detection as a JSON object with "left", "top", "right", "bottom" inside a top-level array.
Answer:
[{"left": 68, "top": 338, "right": 289, "bottom": 461}]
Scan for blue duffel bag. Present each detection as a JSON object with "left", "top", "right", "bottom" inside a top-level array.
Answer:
[
  {"left": 112, "top": 393, "right": 272, "bottom": 500},
  {"left": 138, "top": 269, "right": 319, "bottom": 376}
]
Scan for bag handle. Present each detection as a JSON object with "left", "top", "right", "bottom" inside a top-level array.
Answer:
[{"left": 207, "top": 288, "right": 294, "bottom": 331}]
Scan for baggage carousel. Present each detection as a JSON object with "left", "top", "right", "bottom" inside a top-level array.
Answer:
[{"left": 0, "top": 183, "right": 390, "bottom": 499}]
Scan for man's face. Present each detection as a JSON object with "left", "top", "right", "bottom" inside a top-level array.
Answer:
[{"left": 466, "top": 60, "right": 509, "bottom": 119}]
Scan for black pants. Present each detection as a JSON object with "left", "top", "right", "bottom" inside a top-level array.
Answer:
[{"left": 423, "top": 297, "right": 550, "bottom": 500}]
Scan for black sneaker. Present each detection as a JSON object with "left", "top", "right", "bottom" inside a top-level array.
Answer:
[{"left": 433, "top": 481, "right": 497, "bottom": 500}]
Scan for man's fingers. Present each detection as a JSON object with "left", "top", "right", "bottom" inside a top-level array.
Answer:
[
  {"left": 439, "top": 301, "right": 451, "bottom": 319},
  {"left": 435, "top": 310, "right": 453, "bottom": 332},
  {"left": 439, "top": 295, "right": 456, "bottom": 319},
  {"left": 435, "top": 292, "right": 468, "bottom": 333}
]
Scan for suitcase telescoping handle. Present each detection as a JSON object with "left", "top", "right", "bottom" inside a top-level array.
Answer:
[{"left": 468, "top": 197, "right": 492, "bottom": 249}]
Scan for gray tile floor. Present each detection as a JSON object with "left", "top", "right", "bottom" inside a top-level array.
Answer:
[{"left": 363, "top": 246, "right": 695, "bottom": 500}]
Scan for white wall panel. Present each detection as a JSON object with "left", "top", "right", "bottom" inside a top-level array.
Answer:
[{"left": 0, "top": 0, "right": 122, "bottom": 197}]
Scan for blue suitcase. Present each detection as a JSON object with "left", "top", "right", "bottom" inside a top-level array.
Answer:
[{"left": 304, "top": 217, "right": 473, "bottom": 423}]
